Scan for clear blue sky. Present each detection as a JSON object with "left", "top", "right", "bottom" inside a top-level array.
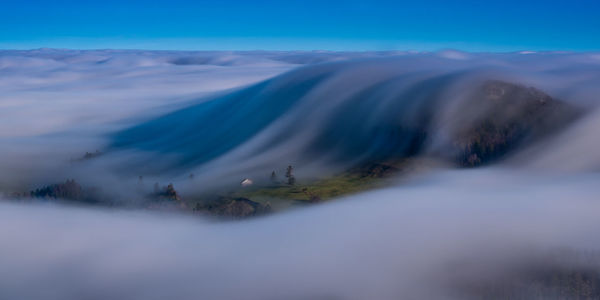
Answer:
[{"left": 1, "top": 0, "right": 599, "bottom": 51}]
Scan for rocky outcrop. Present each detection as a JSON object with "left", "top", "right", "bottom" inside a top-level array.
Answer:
[{"left": 195, "top": 197, "right": 271, "bottom": 218}]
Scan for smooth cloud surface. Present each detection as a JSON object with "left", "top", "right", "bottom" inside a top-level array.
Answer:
[
  {"left": 2, "top": 169, "right": 600, "bottom": 299},
  {"left": 2, "top": 50, "right": 600, "bottom": 299}
]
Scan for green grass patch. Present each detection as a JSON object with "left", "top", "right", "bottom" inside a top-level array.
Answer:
[{"left": 230, "top": 160, "right": 414, "bottom": 210}]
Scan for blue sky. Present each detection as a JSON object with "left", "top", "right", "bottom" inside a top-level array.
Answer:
[{"left": 1, "top": 0, "right": 599, "bottom": 51}]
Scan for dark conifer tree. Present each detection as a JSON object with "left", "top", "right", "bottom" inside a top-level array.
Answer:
[{"left": 285, "top": 165, "right": 295, "bottom": 185}]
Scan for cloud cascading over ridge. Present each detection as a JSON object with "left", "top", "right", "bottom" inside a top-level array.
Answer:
[{"left": 3, "top": 49, "right": 600, "bottom": 299}]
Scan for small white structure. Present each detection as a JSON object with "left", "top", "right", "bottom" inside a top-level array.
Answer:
[{"left": 240, "top": 178, "right": 253, "bottom": 187}]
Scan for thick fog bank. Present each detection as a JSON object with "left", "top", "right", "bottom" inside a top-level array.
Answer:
[
  {"left": 2, "top": 50, "right": 600, "bottom": 198},
  {"left": 1, "top": 169, "right": 600, "bottom": 299},
  {"left": 2, "top": 50, "right": 600, "bottom": 299},
  {"left": 0, "top": 49, "right": 418, "bottom": 190},
  {"left": 0, "top": 50, "right": 298, "bottom": 190},
  {"left": 109, "top": 51, "right": 600, "bottom": 191}
]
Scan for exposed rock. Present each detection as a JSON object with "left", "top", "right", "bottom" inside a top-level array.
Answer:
[
  {"left": 195, "top": 197, "right": 271, "bottom": 218},
  {"left": 308, "top": 195, "right": 322, "bottom": 203}
]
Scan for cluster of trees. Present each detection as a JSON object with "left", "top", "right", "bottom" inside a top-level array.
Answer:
[
  {"left": 5, "top": 175, "right": 183, "bottom": 210},
  {"left": 30, "top": 179, "right": 84, "bottom": 200},
  {"left": 453, "top": 80, "right": 581, "bottom": 167},
  {"left": 271, "top": 165, "right": 296, "bottom": 185},
  {"left": 69, "top": 150, "right": 103, "bottom": 163},
  {"left": 137, "top": 176, "right": 181, "bottom": 202},
  {"left": 151, "top": 182, "right": 180, "bottom": 202},
  {"left": 82, "top": 150, "right": 102, "bottom": 160}
]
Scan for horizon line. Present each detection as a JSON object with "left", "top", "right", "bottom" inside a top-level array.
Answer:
[{"left": 0, "top": 47, "right": 594, "bottom": 54}]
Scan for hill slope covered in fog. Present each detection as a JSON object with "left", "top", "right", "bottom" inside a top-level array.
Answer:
[{"left": 3, "top": 50, "right": 600, "bottom": 299}]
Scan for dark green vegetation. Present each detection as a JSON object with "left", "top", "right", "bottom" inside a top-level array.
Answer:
[
  {"left": 27, "top": 179, "right": 103, "bottom": 205},
  {"left": 30, "top": 179, "right": 84, "bottom": 200},
  {"left": 3, "top": 80, "right": 583, "bottom": 218},
  {"left": 451, "top": 80, "right": 581, "bottom": 167},
  {"left": 191, "top": 80, "right": 582, "bottom": 215},
  {"left": 15, "top": 179, "right": 186, "bottom": 209},
  {"left": 5, "top": 160, "right": 413, "bottom": 218},
  {"left": 151, "top": 182, "right": 181, "bottom": 202},
  {"left": 226, "top": 161, "right": 410, "bottom": 208},
  {"left": 182, "top": 160, "right": 415, "bottom": 218}
]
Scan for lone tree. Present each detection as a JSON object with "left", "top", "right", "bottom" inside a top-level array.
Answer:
[
  {"left": 285, "top": 165, "right": 295, "bottom": 185},
  {"left": 270, "top": 171, "right": 278, "bottom": 183}
]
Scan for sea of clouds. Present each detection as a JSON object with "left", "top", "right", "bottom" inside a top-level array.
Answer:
[
  {"left": 1, "top": 49, "right": 600, "bottom": 299},
  {"left": 2, "top": 169, "right": 600, "bottom": 299}
]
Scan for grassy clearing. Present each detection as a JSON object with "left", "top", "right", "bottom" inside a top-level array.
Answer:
[
  {"left": 229, "top": 159, "right": 415, "bottom": 210},
  {"left": 238, "top": 173, "right": 379, "bottom": 201}
]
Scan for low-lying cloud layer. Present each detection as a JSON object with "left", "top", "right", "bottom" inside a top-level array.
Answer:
[
  {"left": 106, "top": 50, "right": 600, "bottom": 190},
  {"left": 2, "top": 50, "right": 600, "bottom": 299},
  {"left": 2, "top": 169, "right": 600, "bottom": 299}
]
